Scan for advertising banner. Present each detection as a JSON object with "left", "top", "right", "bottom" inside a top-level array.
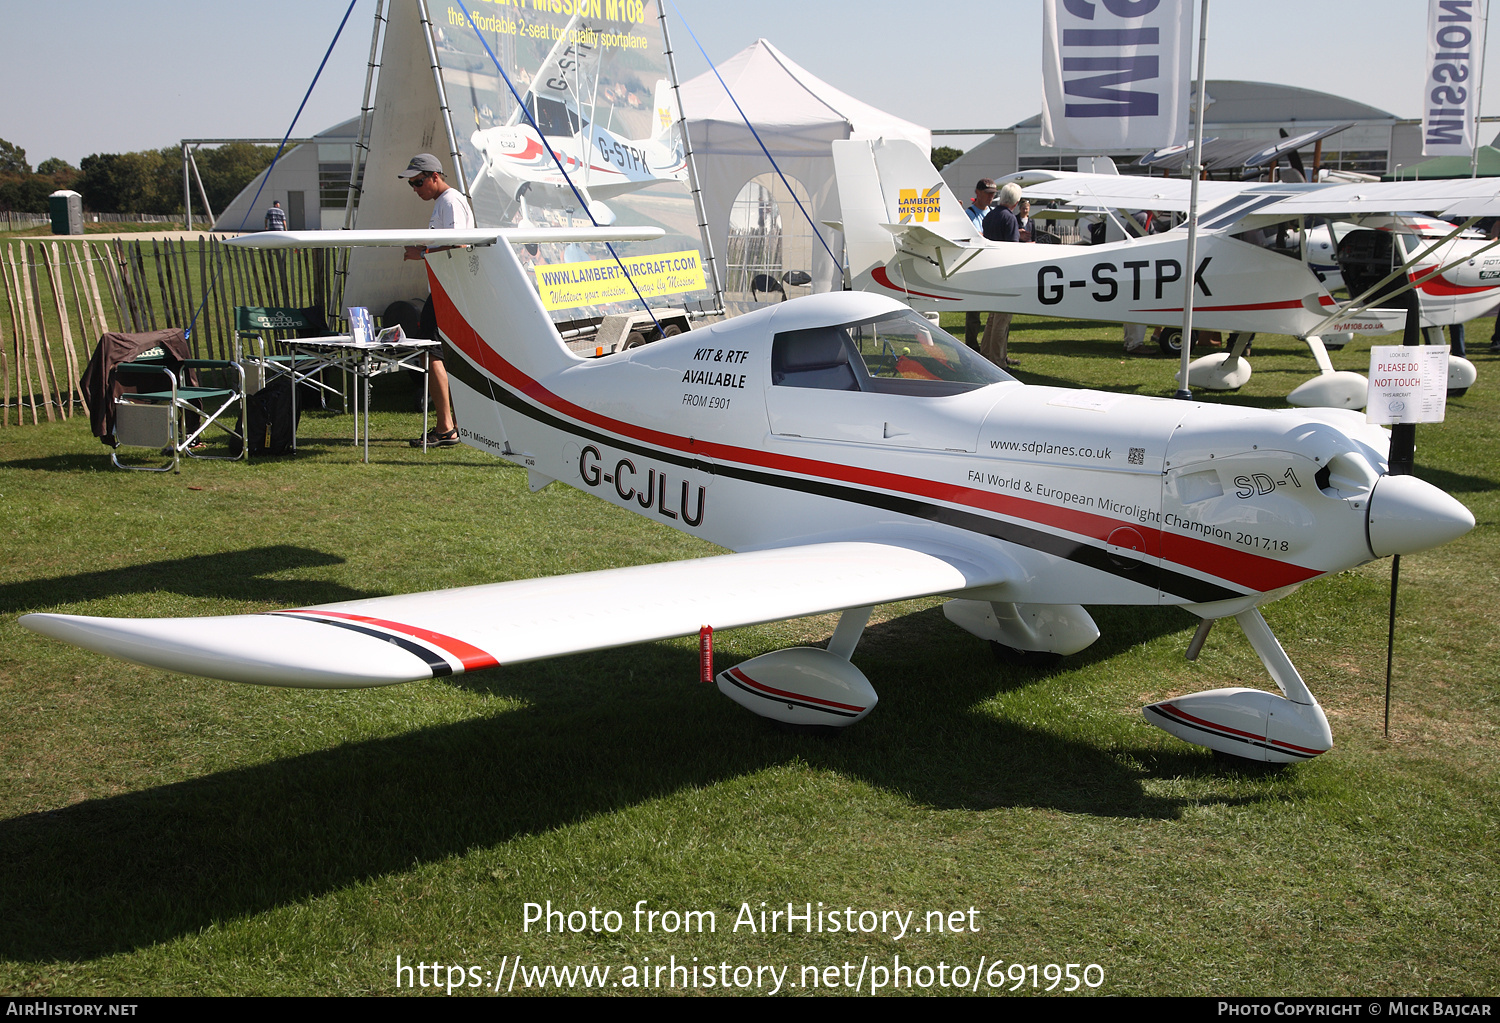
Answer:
[
  {"left": 1422, "top": 0, "right": 1488, "bottom": 157},
  {"left": 534, "top": 249, "right": 705, "bottom": 309},
  {"left": 1040, "top": 0, "right": 1193, "bottom": 151},
  {"left": 436, "top": 0, "right": 706, "bottom": 313}
]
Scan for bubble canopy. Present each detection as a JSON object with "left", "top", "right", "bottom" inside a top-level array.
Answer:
[{"left": 772, "top": 310, "right": 1014, "bottom": 396}]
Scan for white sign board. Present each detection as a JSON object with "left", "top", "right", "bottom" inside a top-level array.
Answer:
[
  {"left": 1041, "top": 0, "right": 1193, "bottom": 150},
  {"left": 1367, "top": 346, "right": 1450, "bottom": 424}
]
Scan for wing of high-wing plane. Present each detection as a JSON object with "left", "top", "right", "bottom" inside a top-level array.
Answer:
[
  {"left": 1016, "top": 171, "right": 1500, "bottom": 225},
  {"left": 20, "top": 541, "right": 1010, "bottom": 689},
  {"left": 1009, "top": 172, "right": 1246, "bottom": 214}
]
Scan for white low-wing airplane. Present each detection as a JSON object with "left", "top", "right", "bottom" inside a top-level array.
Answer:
[
  {"left": 20, "top": 226, "right": 1475, "bottom": 763},
  {"left": 832, "top": 138, "right": 1496, "bottom": 408}
]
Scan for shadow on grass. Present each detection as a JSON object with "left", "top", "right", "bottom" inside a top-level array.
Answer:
[
  {"left": 0, "top": 546, "right": 376, "bottom": 615},
  {"left": 0, "top": 604, "right": 1270, "bottom": 962},
  {"left": 1416, "top": 464, "right": 1499, "bottom": 495}
]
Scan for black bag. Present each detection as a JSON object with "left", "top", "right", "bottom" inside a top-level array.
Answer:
[{"left": 242, "top": 377, "right": 301, "bottom": 456}]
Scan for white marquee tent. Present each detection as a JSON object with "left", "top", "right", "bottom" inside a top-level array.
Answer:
[{"left": 679, "top": 39, "right": 930, "bottom": 302}]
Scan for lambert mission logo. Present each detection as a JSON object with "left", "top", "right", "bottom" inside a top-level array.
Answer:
[{"left": 898, "top": 185, "right": 941, "bottom": 223}]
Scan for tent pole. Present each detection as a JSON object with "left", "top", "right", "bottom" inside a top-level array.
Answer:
[
  {"left": 182, "top": 143, "right": 193, "bottom": 232},
  {"left": 337, "top": 0, "right": 385, "bottom": 311},
  {"left": 1177, "top": 0, "right": 1210, "bottom": 400},
  {"left": 188, "top": 147, "right": 216, "bottom": 227},
  {"left": 658, "top": 0, "right": 723, "bottom": 312},
  {"left": 416, "top": 0, "right": 469, "bottom": 197},
  {"left": 1473, "top": 0, "right": 1490, "bottom": 179},
  {"left": 345, "top": 0, "right": 385, "bottom": 231}
]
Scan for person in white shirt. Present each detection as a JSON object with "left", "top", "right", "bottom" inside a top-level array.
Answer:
[{"left": 398, "top": 153, "right": 474, "bottom": 447}]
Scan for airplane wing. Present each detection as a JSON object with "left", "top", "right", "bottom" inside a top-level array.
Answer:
[
  {"left": 1254, "top": 178, "right": 1500, "bottom": 217},
  {"left": 1017, "top": 174, "right": 1246, "bottom": 213},
  {"left": 19, "top": 541, "right": 1009, "bottom": 689}
]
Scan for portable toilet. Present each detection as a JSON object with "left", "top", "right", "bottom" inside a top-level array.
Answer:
[{"left": 49, "top": 190, "right": 83, "bottom": 235}]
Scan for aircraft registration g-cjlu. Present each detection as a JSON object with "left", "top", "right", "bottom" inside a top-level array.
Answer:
[{"left": 21, "top": 225, "right": 1474, "bottom": 764}]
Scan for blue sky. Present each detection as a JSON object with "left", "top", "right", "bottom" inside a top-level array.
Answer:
[{"left": 2, "top": 1, "right": 1493, "bottom": 166}]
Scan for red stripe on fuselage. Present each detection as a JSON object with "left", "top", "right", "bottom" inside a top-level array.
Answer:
[
  {"left": 1412, "top": 272, "right": 1495, "bottom": 296},
  {"left": 1142, "top": 295, "right": 1334, "bottom": 314},
  {"left": 871, "top": 266, "right": 960, "bottom": 301},
  {"left": 428, "top": 275, "right": 1321, "bottom": 595}
]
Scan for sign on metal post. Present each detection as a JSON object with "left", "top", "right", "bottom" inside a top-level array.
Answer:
[{"left": 1367, "top": 345, "right": 1450, "bottom": 425}]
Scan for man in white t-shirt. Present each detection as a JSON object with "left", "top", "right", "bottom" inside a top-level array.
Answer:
[{"left": 398, "top": 153, "right": 474, "bottom": 447}]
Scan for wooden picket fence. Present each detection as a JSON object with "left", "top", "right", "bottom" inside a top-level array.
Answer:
[{"left": 0, "top": 236, "right": 335, "bottom": 427}]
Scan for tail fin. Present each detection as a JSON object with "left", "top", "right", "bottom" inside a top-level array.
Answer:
[
  {"left": 651, "top": 79, "right": 677, "bottom": 144},
  {"left": 426, "top": 240, "right": 581, "bottom": 387},
  {"left": 832, "top": 138, "right": 978, "bottom": 285},
  {"left": 231, "top": 227, "right": 662, "bottom": 387}
]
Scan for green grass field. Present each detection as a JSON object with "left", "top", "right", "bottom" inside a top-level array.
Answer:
[{"left": 1, "top": 318, "right": 1496, "bottom": 996}]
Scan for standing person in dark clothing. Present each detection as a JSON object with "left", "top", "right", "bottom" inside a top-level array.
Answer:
[
  {"left": 963, "top": 179, "right": 1000, "bottom": 350},
  {"left": 979, "top": 183, "right": 1023, "bottom": 367},
  {"left": 264, "top": 201, "right": 287, "bottom": 232}
]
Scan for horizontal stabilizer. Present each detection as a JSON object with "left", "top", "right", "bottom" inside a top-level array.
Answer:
[
  {"left": 20, "top": 541, "right": 1010, "bottom": 689},
  {"left": 228, "top": 227, "right": 666, "bottom": 249},
  {"left": 880, "top": 222, "right": 981, "bottom": 252}
]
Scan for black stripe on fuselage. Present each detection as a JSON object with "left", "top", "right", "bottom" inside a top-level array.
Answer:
[
  {"left": 269, "top": 612, "right": 454, "bottom": 678},
  {"left": 455, "top": 347, "right": 1239, "bottom": 604}
]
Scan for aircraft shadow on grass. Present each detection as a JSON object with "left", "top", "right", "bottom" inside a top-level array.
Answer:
[
  {"left": 0, "top": 546, "right": 375, "bottom": 617},
  {"left": 0, "top": 602, "right": 1280, "bottom": 962}
]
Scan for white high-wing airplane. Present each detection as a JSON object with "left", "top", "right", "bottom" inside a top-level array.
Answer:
[
  {"left": 833, "top": 138, "right": 1497, "bottom": 407},
  {"left": 1304, "top": 213, "right": 1494, "bottom": 328},
  {"left": 20, "top": 226, "right": 1475, "bottom": 764},
  {"left": 468, "top": 15, "right": 687, "bottom": 214}
]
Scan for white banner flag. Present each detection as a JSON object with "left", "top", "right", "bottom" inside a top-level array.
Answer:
[
  {"left": 1041, "top": 0, "right": 1193, "bottom": 150},
  {"left": 1422, "top": 0, "right": 1488, "bottom": 157}
]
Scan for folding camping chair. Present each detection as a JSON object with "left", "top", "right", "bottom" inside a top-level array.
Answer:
[
  {"left": 110, "top": 345, "right": 246, "bottom": 472},
  {"left": 234, "top": 306, "right": 344, "bottom": 411}
]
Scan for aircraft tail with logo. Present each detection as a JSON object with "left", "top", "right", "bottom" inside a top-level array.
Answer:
[
  {"left": 831, "top": 138, "right": 981, "bottom": 290},
  {"left": 651, "top": 79, "right": 678, "bottom": 145}
]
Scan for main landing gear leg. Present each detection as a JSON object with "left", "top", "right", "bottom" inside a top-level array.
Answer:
[{"left": 827, "top": 606, "right": 874, "bottom": 661}]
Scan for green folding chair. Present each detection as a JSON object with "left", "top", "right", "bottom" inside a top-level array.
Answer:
[
  {"left": 234, "top": 305, "right": 344, "bottom": 410},
  {"left": 111, "top": 346, "right": 246, "bottom": 472}
]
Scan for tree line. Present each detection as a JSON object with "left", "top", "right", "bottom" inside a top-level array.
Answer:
[{"left": 0, "top": 138, "right": 276, "bottom": 217}]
